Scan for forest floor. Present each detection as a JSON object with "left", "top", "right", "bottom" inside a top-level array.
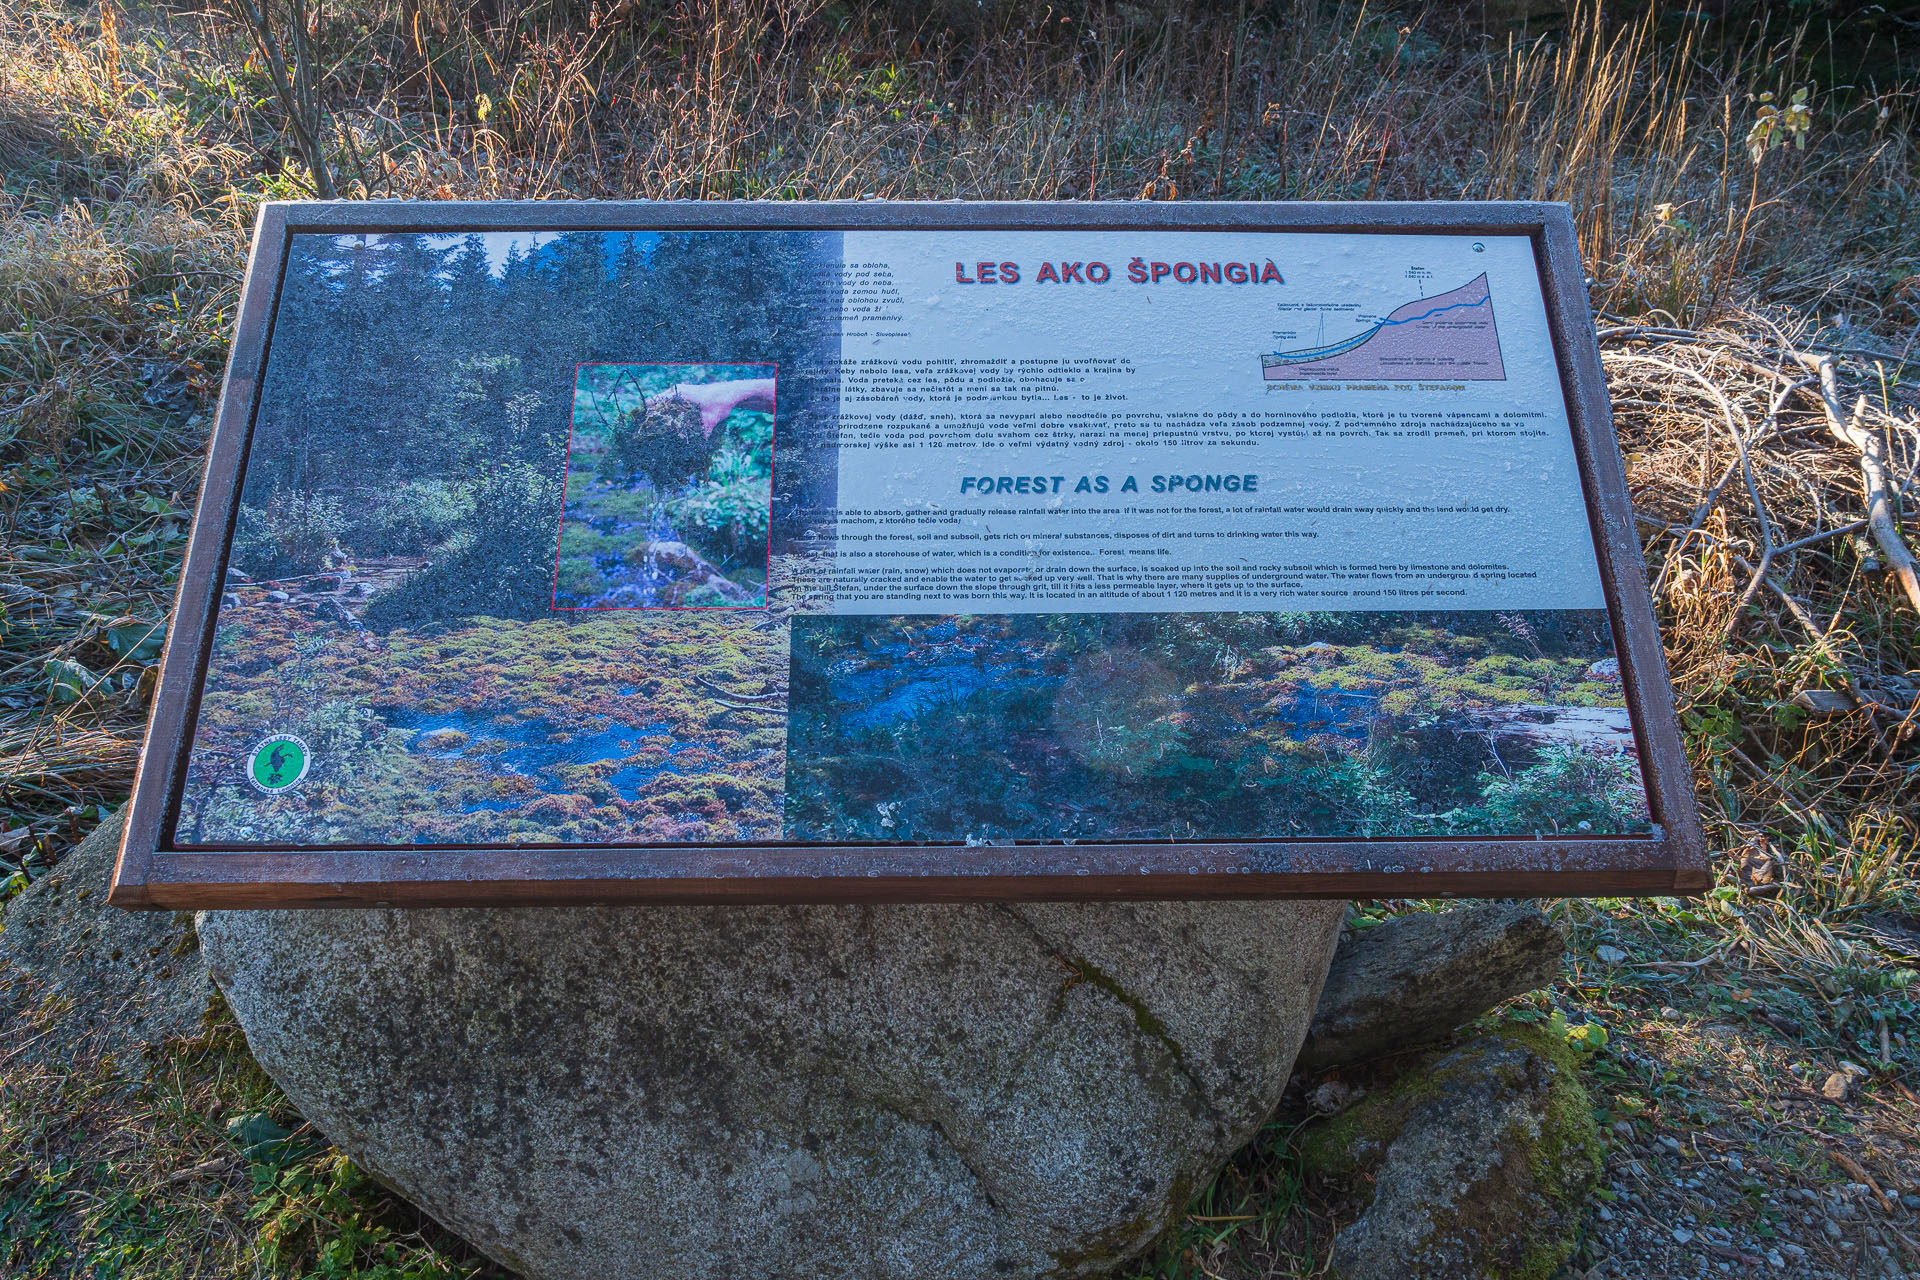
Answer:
[
  {"left": 176, "top": 583, "right": 787, "bottom": 846},
  {"left": 2, "top": 1, "right": 1918, "bottom": 1277}
]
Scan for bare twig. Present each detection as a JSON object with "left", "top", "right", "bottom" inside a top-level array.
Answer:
[
  {"left": 691, "top": 674, "right": 782, "bottom": 704},
  {"left": 1824, "top": 1149, "right": 1896, "bottom": 1214},
  {"left": 690, "top": 673, "right": 784, "bottom": 714},
  {"left": 227, "top": 0, "right": 336, "bottom": 198},
  {"left": 1798, "top": 354, "right": 1920, "bottom": 613}
]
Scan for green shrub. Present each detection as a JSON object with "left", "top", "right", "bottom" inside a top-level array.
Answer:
[
  {"left": 671, "top": 444, "right": 772, "bottom": 562},
  {"left": 662, "top": 412, "right": 773, "bottom": 571},
  {"left": 364, "top": 460, "right": 563, "bottom": 628},
  {"left": 341, "top": 480, "right": 472, "bottom": 557},
  {"left": 1448, "top": 745, "right": 1650, "bottom": 836},
  {"left": 230, "top": 491, "right": 346, "bottom": 579}
]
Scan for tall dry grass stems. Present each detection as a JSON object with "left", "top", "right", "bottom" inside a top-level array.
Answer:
[{"left": 9, "top": 1, "right": 1915, "bottom": 318}]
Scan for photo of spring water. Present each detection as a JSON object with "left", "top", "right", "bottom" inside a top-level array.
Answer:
[{"left": 553, "top": 363, "right": 775, "bottom": 609}]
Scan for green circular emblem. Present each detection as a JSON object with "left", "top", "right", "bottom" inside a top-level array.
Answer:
[{"left": 247, "top": 734, "right": 311, "bottom": 794}]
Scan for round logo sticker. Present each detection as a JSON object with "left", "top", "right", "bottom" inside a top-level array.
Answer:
[{"left": 246, "top": 734, "right": 311, "bottom": 794}]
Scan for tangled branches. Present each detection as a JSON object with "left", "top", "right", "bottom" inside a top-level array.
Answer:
[{"left": 1600, "top": 314, "right": 1918, "bottom": 925}]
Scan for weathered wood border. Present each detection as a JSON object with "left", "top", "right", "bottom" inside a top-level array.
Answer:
[{"left": 111, "top": 200, "right": 1709, "bottom": 908}]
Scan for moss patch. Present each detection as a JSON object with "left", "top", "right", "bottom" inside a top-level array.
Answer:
[{"left": 1298, "top": 1021, "right": 1603, "bottom": 1280}]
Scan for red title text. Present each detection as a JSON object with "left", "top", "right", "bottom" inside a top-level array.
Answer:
[{"left": 953, "top": 259, "right": 1286, "bottom": 285}]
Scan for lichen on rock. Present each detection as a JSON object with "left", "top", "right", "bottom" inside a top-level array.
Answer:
[{"left": 1299, "top": 1023, "right": 1603, "bottom": 1280}]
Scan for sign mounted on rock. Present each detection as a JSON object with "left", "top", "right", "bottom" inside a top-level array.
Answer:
[{"left": 111, "top": 200, "right": 1705, "bottom": 908}]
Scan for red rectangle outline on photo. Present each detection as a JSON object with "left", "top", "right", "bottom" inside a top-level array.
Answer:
[{"left": 550, "top": 362, "right": 778, "bottom": 611}]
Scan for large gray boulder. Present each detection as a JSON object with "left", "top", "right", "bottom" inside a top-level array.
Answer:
[
  {"left": 199, "top": 898, "right": 1344, "bottom": 1280},
  {"left": 0, "top": 810, "right": 212, "bottom": 1070}
]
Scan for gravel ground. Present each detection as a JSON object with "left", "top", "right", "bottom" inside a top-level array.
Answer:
[{"left": 1564, "top": 992, "right": 1919, "bottom": 1279}]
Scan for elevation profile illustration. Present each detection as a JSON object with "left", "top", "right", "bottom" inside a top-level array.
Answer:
[{"left": 1262, "top": 272, "right": 1506, "bottom": 381}]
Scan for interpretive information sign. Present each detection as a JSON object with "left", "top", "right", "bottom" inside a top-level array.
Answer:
[{"left": 112, "top": 202, "right": 1706, "bottom": 907}]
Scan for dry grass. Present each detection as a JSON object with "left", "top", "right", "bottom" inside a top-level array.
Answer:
[
  {"left": 1600, "top": 316, "right": 1919, "bottom": 947},
  {"left": 1, "top": 0, "right": 1917, "bottom": 1276},
  {"left": 2, "top": 983, "right": 509, "bottom": 1279}
]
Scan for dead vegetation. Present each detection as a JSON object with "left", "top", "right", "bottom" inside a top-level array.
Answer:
[
  {"left": 1600, "top": 317, "right": 1918, "bottom": 934},
  {"left": 0, "top": 1, "right": 1916, "bottom": 1277}
]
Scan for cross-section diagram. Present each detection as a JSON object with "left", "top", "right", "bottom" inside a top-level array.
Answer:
[{"left": 1261, "top": 272, "right": 1506, "bottom": 381}]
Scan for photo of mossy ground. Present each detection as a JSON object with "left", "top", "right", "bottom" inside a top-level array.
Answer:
[
  {"left": 554, "top": 363, "right": 774, "bottom": 609},
  {"left": 784, "top": 609, "right": 1651, "bottom": 843},
  {"left": 180, "top": 607, "right": 786, "bottom": 846},
  {"left": 171, "top": 228, "right": 837, "bottom": 846}
]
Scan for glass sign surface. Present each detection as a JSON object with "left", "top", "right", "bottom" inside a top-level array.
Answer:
[{"left": 111, "top": 202, "right": 1705, "bottom": 906}]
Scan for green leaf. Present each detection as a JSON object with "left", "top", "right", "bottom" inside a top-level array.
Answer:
[
  {"left": 42, "top": 658, "right": 94, "bottom": 703},
  {"left": 1566, "top": 1021, "right": 1610, "bottom": 1053},
  {"left": 106, "top": 619, "right": 166, "bottom": 663},
  {"left": 226, "top": 1112, "right": 314, "bottom": 1168}
]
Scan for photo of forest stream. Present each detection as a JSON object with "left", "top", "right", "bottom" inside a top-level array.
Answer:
[
  {"left": 553, "top": 363, "right": 775, "bottom": 609},
  {"left": 786, "top": 609, "right": 1649, "bottom": 843},
  {"left": 171, "top": 228, "right": 834, "bottom": 846}
]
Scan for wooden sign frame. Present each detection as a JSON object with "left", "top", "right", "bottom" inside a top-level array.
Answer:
[{"left": 111, "top": 200, "right": 1707, "bottom": 908}]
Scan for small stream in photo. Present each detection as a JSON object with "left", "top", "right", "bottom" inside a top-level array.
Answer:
[
  {"left": 820, "top": 621, "right": 1055, "bottom": 731},
  {"left": 816, "top": 621, "right": 1389, "bottom": 740},
  {"left": 387, "top": 708, "right": 692, "bottom": 808},
  {"left": 1263, "top": 684, "right": 1382, "bottom": 740},
  {"left": 562, "top": 481, "right": 692, "bottom": 608}
]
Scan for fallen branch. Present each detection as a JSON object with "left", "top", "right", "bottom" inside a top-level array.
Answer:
[
  {"left": 1825, "top": 1149, "right": 1895, "bottom": 1214},
  {"left": 691, "top": 674, "right": 785, "bottom": 714},
  {"left": 1798, "top": 353, "right": 1920, "bottom": 613},
  {"left": 1596, "top": 319, "right": 1920, "bottom": 377},
  {"left": 691, "top": 674, "right": 782, "bottom": 704}
]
